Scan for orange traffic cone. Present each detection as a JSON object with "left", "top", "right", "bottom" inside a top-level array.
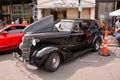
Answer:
[{"left": 99, "top": 28, "right": 110, "bottom": 56}]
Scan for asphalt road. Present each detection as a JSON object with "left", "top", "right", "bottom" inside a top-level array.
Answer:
[
  {"left": 0, "top": 35, "right": 120, "bottom": 80},
  {"left": 0, "top": 44, "right": 120, "bottom": 80}
]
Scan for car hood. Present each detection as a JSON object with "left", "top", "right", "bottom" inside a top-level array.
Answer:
[
  {"left": 25, "top": 31, "right": 70, "bottom": 39},
  {"left": 23, "top": 15, "right": 54, "bottom": 34}
]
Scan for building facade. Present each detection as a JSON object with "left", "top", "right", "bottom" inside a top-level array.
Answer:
[
  {"left": 95, "top": 0, "right": 120, "bottom": 25},
  {"left": 37, "top": 0, "right": 96, "bottom": 20},
  {"left": 0, "top": 0, "right": 33, "bottom": 24}
]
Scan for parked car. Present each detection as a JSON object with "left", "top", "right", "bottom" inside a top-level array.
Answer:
[
  {"left": 14, "top": 15, "right": 102, "bottom": 72},
  {"left": 0, "top": 24, "right": 28, "bottom": 52}
]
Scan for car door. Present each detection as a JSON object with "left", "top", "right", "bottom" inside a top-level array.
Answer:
[
  {"left": 88, "top": 21, "right": 99, "bottom": 44},
  {"left": 10, "top": 26, "right": 25, "bottom": 46},
  {"left": 69, "top": 23, "right": 86, "bottom": 51},
  {"left": 0, "top": 27, "right": 16, "bottom": 52}
]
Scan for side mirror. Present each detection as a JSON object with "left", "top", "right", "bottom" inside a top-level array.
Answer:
[{"left": 2, "top": 31, "right": 8, "bottom": 35}]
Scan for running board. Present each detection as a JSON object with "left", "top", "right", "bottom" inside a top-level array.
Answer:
[{"left": 64, "top": 48, "right": 94, "bottom": 62}]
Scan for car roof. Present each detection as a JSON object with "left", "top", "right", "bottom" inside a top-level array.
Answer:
[
  {"left": 0, "top": 24, "right": 28, "bottom": 32},
  {"left": 60, "top": 19, "right": 95, "bottom": 25},
  {"left": 63, "top": 18, "right": 94, "bottom": 21},
  {"left": 6, "top": 24, "right": 28, "bottom": 27}
]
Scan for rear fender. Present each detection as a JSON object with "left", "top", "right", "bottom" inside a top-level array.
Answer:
[
  {"left": 35, "top": 47, "right": 59, "bottom": 58},
  {"left": 92, "top": 35, "right": 102, "bottom": 45}
]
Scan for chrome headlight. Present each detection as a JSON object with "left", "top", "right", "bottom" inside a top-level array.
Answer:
[
  {"left": 32, "top": 39, "right": 36, "bottom": 46},
  {"left": 32, "top": 38, "right": 40, "bottom": 46}
]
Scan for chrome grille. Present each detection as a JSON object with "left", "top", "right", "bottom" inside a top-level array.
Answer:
[{"left": 22, "top": 37, "right": 32, "bottom": 62}]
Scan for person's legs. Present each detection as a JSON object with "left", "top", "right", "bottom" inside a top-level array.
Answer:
[{"left": 117, "top": 39, "right": 120, "bottom": 47}]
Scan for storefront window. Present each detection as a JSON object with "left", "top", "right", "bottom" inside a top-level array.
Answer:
[
  {"left": 1, "top": 1, "right": 33, "bottom": 24},
  {"left": 2, "top": 5, "right": 11, "bottom": 14},
  {"left": 43, "top": 9, "right": 51, "bottom": 17},
  {"left": 98, "top": 2, "right": 114, "bottom": 24},
  {"left": 24, "top": 4, "right": 33, "bottom": 23},
  {"left": 24, "top": 4, "right": 32, "bottom": 14},
  {"left": 24, "top": 15, "right": 33, "bottom": 23},
  {"left": 13, "top": 4, "right": 22, "bottom": 14}
]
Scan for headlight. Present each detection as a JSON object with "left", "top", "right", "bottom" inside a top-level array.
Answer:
[
  {"left": 32, "top": 39, "right": 36, "bottom": 46},
  {"left": 32, "top": 38, "right": 40, "bottom": 46}
]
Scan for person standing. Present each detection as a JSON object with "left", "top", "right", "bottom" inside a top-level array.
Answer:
[
  {"left": 15, "top": 18, "right": 20, "bottom": 24},
  {"left": 115, "top": 30, "right": 120, "bottom": 47},
  {"left": 0, "top": 19, "right": 2, "bottom": 27},
  {"left": 2, "top": 20, "right": 6, "bottom": 27},
  {"left": 22, "top": 19, "right": 28, "bottom": 24},
  {"left": 99, "top": 20, "right": 105, "bottom": 38},
  {"left": 115, "top": 17, "right": 120, "bottom": 33},
  {"left": 99, "top": 20, "right": 105, "bottom": 29},
  {"left": 11, "top": 21, "right": 15, "bottom": 24}
]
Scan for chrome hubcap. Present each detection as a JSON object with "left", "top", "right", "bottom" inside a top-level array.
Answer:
[
  {"left": 96, "top": 41, "right": 100, "bottom": 50},
  {"left": 52, "top": 54, "right": 60, "bottom": 68}
]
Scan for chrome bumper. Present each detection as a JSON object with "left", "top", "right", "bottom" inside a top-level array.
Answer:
[
  {"left": 13, "top": 52, "right": 24, "bottom": 62},
  {"left": 13, "top": 52, "right": 38, "bottom": 70}
]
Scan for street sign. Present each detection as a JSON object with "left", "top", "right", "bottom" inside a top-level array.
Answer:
[{"left": 78, "top": 3, "right": 82, "bottom": 12}]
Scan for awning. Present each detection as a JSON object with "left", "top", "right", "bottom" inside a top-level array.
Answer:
[
  {"left": 37, "top": 0, "right": 95, "bottom": 8},
  {"left": 109, "top": 9, "right": 120, "bottom": 16}
]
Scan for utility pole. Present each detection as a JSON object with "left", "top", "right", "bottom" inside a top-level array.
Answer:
[
  {"left": 33, "top": 0, "right": 38, "bottom": 22},
  {"left": 78, "top": 0, "right": 81, "bottom": 18}
]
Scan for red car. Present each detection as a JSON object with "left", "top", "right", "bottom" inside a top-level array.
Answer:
[{"left": 0, "top": 24, "right": 28, "bottom": 52}]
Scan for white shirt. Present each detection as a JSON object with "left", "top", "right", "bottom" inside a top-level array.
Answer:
[{"left": 115, "top": 20, "right": 120, "bottom": 28}]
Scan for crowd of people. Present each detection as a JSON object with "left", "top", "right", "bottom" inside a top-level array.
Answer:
[
  {"left": 0, "top": 18, "right": 28, "bottom": 29},
  {"left": 11, "top": 18, "right": 28, "bottom": 24},
  {"left": 114, "top": 17, "right": 120, "bottom": 47},
  {"left": 99, "top": 17, "right": 120, "bottom": 47},
  {"left": 0, "top": 19, "right": 6, "bottom": 29},
  {"left": 115, "top": 17, "right": 120, "bottom": 33}
]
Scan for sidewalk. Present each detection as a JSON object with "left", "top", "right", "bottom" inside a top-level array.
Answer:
[{"left": 108, "top": 35, "right": 118, "bottom": 47}]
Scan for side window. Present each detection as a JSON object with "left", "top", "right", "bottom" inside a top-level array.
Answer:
[
  {"left": 5, "top": 27, "right": 16, "bottom": 32},
  {"left": 94, "top": 22, "right": 99, "bottom": 28},
  {"left": 16, "top": 26, "right": 25, "bottom": 29},
  {"left": 73, "top": 23, "right": 80, "bottom": 32},
  {"left": 89, "top": 21, "right": 99, "bottom": 34},
  {"left": 89, "top": 21, "right": 98, "bottom": 29},
  {"left": 80, "top": 22, "right": 88, "bottom": 31},
  {"left": 5, "top": 26, "right": 25, "bottom": 34}
]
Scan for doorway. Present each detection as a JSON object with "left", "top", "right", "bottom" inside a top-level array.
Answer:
[
  {"left": 51, "top": 8, "right": 66, "bottom": 20},
  {"left": 117, "top": 1, "right": 120, "bottom": 9}
]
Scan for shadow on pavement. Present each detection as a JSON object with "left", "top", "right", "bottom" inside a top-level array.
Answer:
[
  {"left": 0, "top": 51, "right": 14, "bottom": 61},
  {"left": 17, "top": 49, "right": 117, "bottom": 80}
]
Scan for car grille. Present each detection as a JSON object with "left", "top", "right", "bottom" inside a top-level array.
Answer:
[{"left": 22, "top": 37, "right": 33, "bottom": 62}]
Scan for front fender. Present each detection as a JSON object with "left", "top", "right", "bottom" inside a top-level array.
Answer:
[{"left": 35, "top": 47, "right": 59, "bottom": 58}]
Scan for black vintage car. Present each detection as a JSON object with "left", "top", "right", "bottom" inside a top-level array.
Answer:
[{"left": 14, "top": 15, "right": 102, "bottom": 72}]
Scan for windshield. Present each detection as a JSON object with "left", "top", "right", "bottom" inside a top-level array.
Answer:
[
  {"left": 0, "top": 25, "right": 9, "bottom": 32},
  {"left": 55, "top": 21, "right": 73, "bottom": 31}
]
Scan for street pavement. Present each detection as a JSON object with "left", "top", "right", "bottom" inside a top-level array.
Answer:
[{"left": 0, "top": 35, "right": 120, "bottom": 80}]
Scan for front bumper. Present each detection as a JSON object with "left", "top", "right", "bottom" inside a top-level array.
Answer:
[{"left": 13, "top": 51, "right": 38, "bottom": 69}]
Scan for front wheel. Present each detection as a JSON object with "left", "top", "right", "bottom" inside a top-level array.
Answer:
[{"left": 44, "top": 51, "right": 61, "bottom": 72}]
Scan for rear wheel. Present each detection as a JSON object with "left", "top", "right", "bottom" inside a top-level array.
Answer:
[
  {"left": 93, "top": 39, "right": 100, "bottom": 51},
  {"left": 44, "top": 51, "right": 61, "bottom": 72}
]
